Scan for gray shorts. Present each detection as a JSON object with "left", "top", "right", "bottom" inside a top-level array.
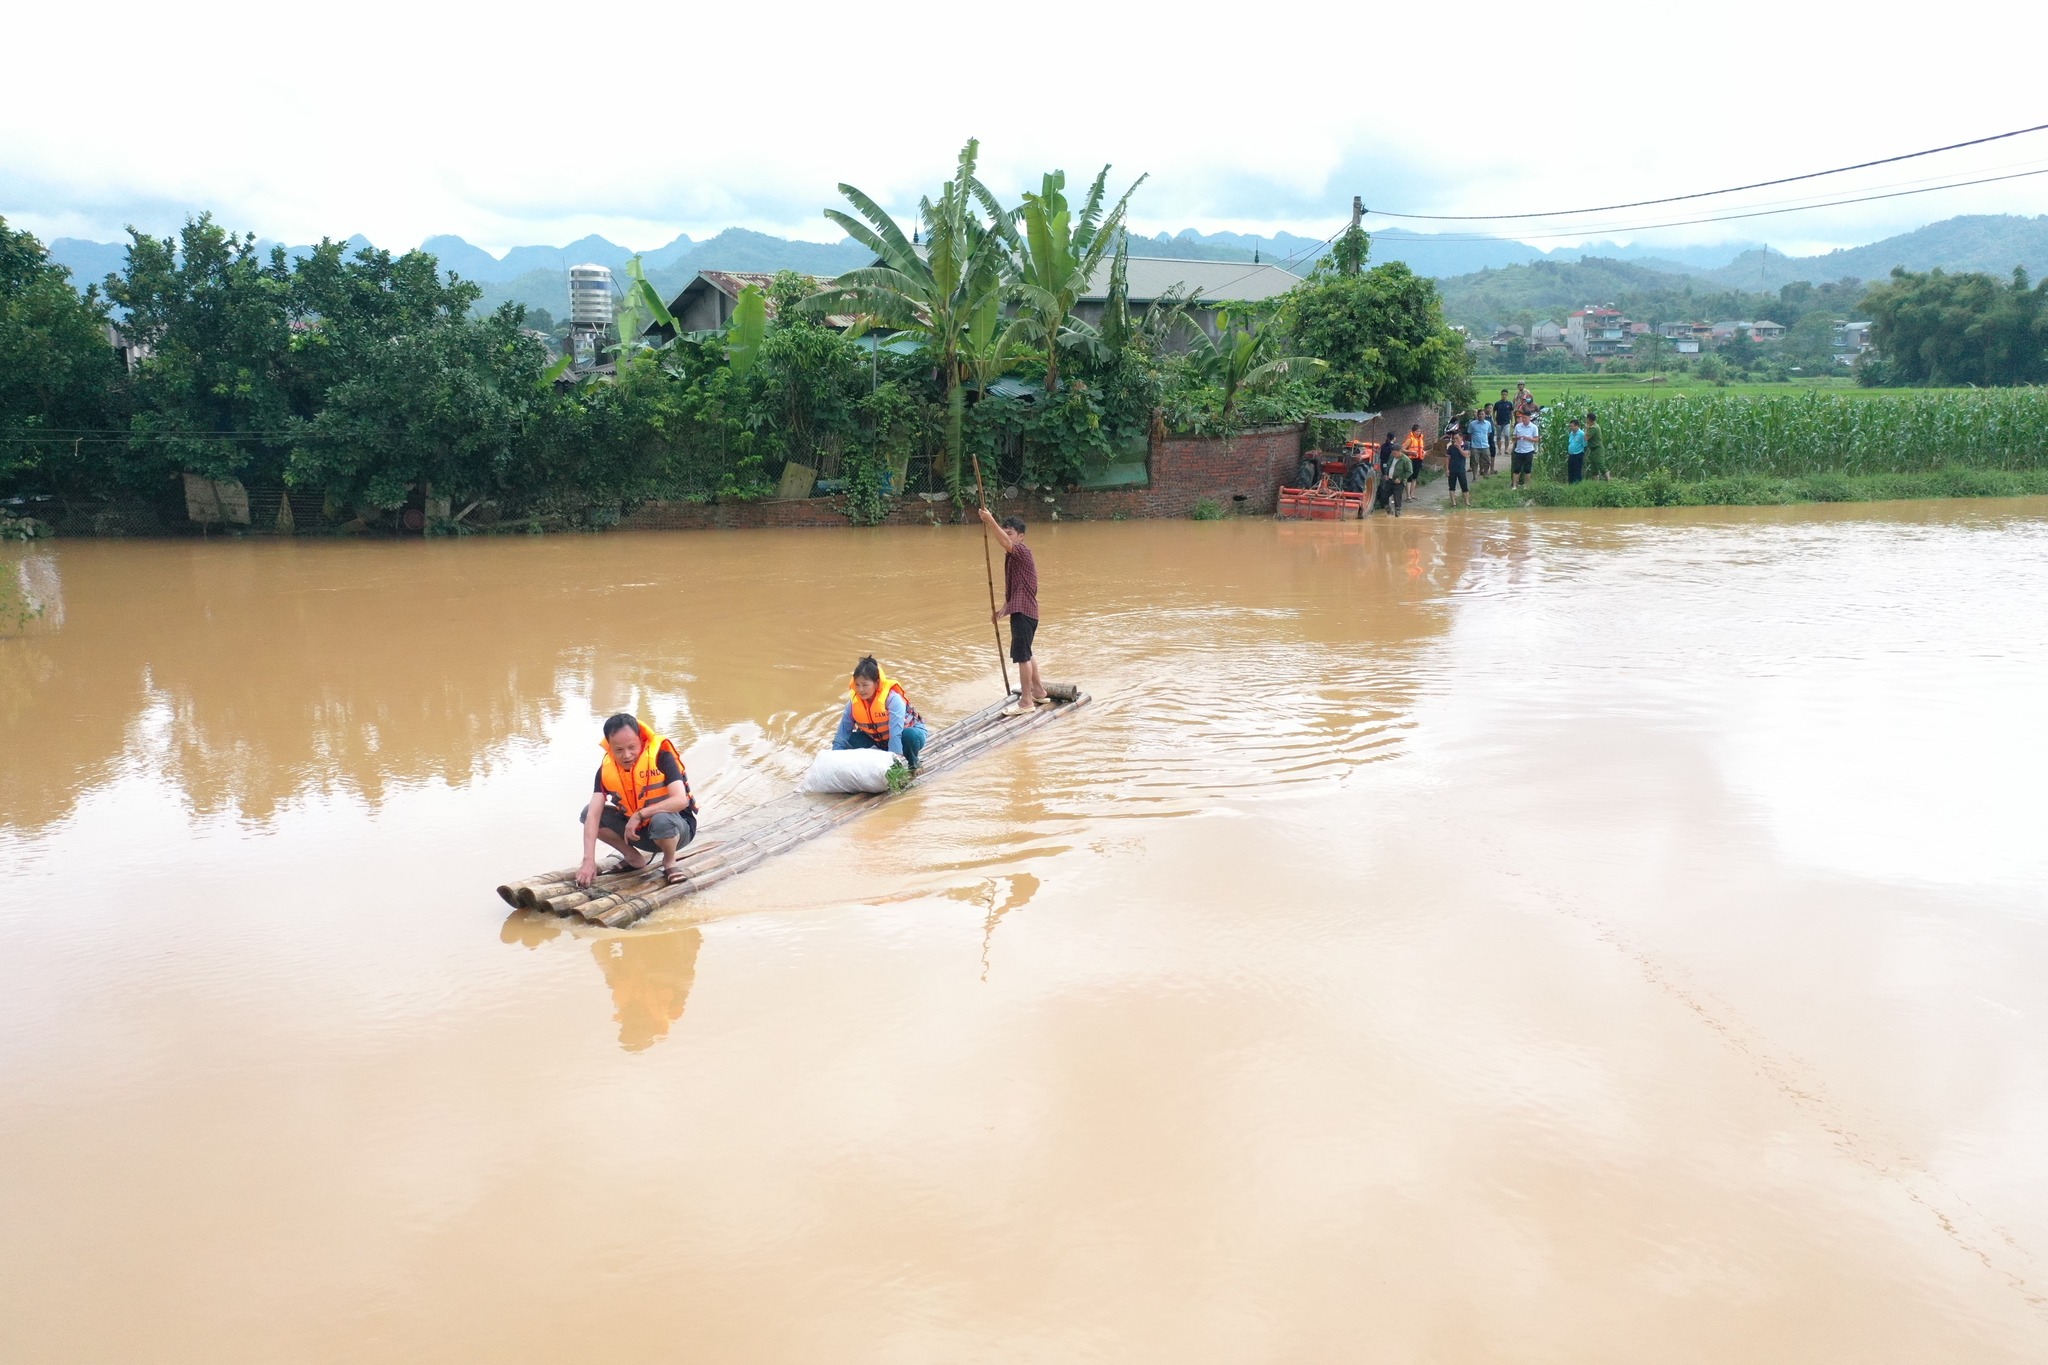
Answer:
[{"left": 579, "top": 803, "right": 697, "bottom": 851}]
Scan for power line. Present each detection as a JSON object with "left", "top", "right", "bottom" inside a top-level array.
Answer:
[
  {"left": 1363, "top": 164, "right": 2048, "bottom": 244},
  {"left": 1191, "top": 223, "right": 1346, "bottom": 301},
  {"left": 1366, "top": 120, "right": 2048, "bottom": 222}
]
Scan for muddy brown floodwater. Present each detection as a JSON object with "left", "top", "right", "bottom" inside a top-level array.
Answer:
[{"left": 4, "top": 504, "right": 2048, "bottom": 1362}]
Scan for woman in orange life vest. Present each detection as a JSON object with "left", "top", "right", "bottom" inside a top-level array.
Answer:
[
  {"left": 832, "top": 656, "right": 928, "bottom": 774},
  {"left": 575, "top": 712, "right": 699, "bottom": 888}
]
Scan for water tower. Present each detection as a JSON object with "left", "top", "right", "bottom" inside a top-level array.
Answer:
[{"left": 567, "top": 263, "right": 616, "bottom": 364}]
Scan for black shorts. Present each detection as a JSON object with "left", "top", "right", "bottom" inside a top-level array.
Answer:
[
  {"left": 1447, "top": 459, "right": 1469, "bottom": 493},
  {"left": 1512, "top": 451, "right": 1535, "bottom": 475},
  {"left": 1009, "top": 613, "right": 1038, "bottom": 663}
]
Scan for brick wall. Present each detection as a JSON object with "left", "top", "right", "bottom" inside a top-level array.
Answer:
[{"left": 615, "top": 423, "right": 1307, "bottom": 531}]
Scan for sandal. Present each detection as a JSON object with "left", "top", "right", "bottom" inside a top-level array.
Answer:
[{"left": 602, "top": 856, "right": 651, "bottom": 875}]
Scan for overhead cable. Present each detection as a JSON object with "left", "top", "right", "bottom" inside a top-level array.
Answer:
[
  {"left": 1361, "top": 164, "right": 2048, "bottom": 244},
  {"left": 1364, "top": 120, "right": 2048, "bottom": 221}
]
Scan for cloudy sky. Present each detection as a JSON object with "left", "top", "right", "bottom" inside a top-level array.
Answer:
[{"left": 7, "top": 0, "right": 2046, "bottom": 256}]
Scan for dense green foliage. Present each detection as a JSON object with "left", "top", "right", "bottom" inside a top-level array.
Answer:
[
  {"left": 3, "top": 157, "right": 1475, "bottom": 531},
  {"left": 1858, "top": 267, "right": 2048, "bottom": 387},
  {"left": 1525, "top": 389, "right": 2048, "bottom": 481},
  {"left": 0, "top": 219, "right": 124, "bottom": 494},
  {"left": 1282, "top": 231, "right": 1469, "bottom": 409}
]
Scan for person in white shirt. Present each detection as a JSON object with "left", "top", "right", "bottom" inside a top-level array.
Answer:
[{"left": 1511, "top": 414, "right": 1541, "bottom": 489}]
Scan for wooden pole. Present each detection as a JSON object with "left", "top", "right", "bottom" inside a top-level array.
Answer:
[{"left": 968, "top": 448, "right": 1014, "bottom": 697}]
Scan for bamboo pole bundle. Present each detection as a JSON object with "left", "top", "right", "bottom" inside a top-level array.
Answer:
[{"left": 500, "top": 689, "right": 1091, "bottom": 928}]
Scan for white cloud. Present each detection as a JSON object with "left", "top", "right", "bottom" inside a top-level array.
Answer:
[{"left": 6, "top": 0, "right": 2047, "bottom": 255}]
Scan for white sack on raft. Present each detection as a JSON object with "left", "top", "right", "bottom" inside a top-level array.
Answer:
[{"left": 799, "top": 749, "right": 902, "bottom": 794}]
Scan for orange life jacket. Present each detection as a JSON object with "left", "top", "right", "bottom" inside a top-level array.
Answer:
[
  {"left": 848, "top": 674, "right": 920, "bottom": 747},
  {"left": 1404, "top": 430, "right": 1428, "bottom": 460},
  {"left": 598, "top": 725, "right": 689, "bottom": 815}
]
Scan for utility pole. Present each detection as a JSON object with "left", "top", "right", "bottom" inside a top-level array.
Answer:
[{"left": 1347, "top": 196, "right": 1364, "bottom": 276}]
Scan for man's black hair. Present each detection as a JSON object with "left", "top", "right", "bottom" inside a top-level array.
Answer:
[
  {"left": 852, "top": 655, "right": 881, "bottom": 684},
  {"left": 1586, "top": 408, "right": 1597, "bottom": 420},
  {"left": 1002, "top": 516, "right": 1026, "bottom": 534},
  {"left": 602, "top": 712, "right": 640, "bottom": 739}
]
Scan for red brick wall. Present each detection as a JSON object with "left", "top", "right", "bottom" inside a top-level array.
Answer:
[{"left": 615, "top": 423, "right": 1307, "bottom": 531}]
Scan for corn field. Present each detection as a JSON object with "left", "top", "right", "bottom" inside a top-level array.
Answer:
[{"left": 1535, "top": 390, "right": 2048, "bottom": 480}]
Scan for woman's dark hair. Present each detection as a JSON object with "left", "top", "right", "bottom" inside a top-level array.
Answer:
[
  {"left": 852, "top": 655, "right": 881, "bottom": 684},
  {"left": 1002, "top": 516, "right": 1026, "bottom": 534},
  {"left": 602, "top": 712, "right": 640, "bottom": 739}
]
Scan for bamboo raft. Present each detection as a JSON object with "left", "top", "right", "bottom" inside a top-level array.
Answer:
[{"left": 497, "top": 684, "right": 1091, "bottom": 928}]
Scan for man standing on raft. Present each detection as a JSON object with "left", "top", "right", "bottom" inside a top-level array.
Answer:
[
  {"left": 978, "top": 506, "right": 1046, "bottom": 717},
  {"left": 833, "top": 656, "right": 929, "bottom": 773},
  {"left": 575, "top": 713, "right": 698, "bottom": 888}
]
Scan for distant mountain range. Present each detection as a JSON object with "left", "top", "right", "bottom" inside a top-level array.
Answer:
[{"left": 40, "top": 213, "right": 2048, "bottom": 322}]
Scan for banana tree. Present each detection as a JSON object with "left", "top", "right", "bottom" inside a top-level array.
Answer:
[
  {"left": 809, "top": 139, "right": 1010, "bottom": 494},
  {"left": 1005, "top": 166, "right": 1145, "bottom": 394},
  {"left": 952, "top": 262, "right": 1033, "bottom": 486},
  {"left": 610, "top": 255, "right": 677, "bottom": 359},
  {"left": 1194, "top": 309, "right": 1324, "bottom": 430}
]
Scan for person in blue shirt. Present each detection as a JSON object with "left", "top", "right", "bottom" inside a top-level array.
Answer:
[
  {"left": 1566, "top": 419, "right": 1588, "bottom": 484},
  {"left": 1467, "top": 409, "right": 1494, "bottom": 477},
  {"left": 833, "top": 655, "right": 928, "bottom": 774}
]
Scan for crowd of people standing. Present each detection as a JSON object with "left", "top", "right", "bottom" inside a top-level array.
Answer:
[
  {"left": 1321, "top": 381, "right": 1611, "bottom": 519},
  {"left": 1448, "top": 383, "right": 1608, "bottom": 490}
]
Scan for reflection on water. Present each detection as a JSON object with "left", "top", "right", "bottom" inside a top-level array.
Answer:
[
  {"left": 501, "top": 908, "right": 701, "bottom": 1053},
  {"left": 3, "top": 519, "right": 1485, "bottom": 832},
  {"left": 591, "top": 928, "right": 702, "bottom": 1052},
  {"left": 7, "top": 502, "right": 2048, "bottom": 1361}
]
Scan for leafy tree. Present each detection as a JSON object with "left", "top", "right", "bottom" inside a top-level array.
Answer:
[
  {"left": 755, "top": 310, "right": 864, "bottom": 475},
  {"left": 1283, "top": 250, "right": 1470, "bottom": 409},
  {"left": 1861, "top": 266, "right": 2048, "bottom": 386},
  {"left": 283, "top": 238, "right": 483, "bottom": 417},
  {"left": 0, "top": 218, "right": 123, "bottom": 495},
  {"left": 107, "top": 215, "right": 296, "bottom": 491},
  {"left": 287, "top": 307, "right": 547, "bottom": 511}
]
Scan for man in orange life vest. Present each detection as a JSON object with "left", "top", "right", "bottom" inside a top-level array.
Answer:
[
  {"left": 575, "top": 713, "right": 699, "bottom": 888},
  {"left": 832, "top": 655, "right": 928, "bottom": 773}
]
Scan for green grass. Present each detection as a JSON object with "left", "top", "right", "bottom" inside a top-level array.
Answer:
[{"left": 1467, "top": 466, "right": 2048, "bottom": 510}]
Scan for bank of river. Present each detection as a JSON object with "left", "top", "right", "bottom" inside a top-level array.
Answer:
[
  {"left": 4, "top": 505, "right": 2048, "bottom": 1361},
  {"left": 1469, "top": 465, "right": 2048, "bottom": 510}
]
